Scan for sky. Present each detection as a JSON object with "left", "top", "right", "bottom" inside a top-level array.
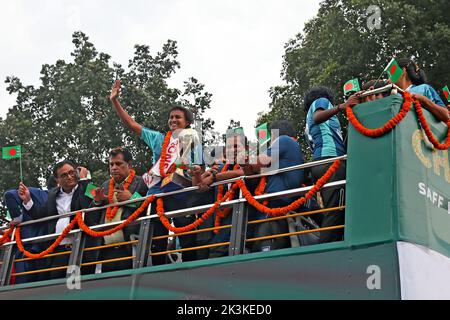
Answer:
[{"left": 0, "top": 0, "right": 321, "bottom": 138}]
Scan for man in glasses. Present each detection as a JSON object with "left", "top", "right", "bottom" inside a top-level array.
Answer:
[{"left": 18, "top": 160, "right": 99, "bottom": 280}]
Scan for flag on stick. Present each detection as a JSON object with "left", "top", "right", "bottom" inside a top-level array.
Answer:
[
  {"left": 343, "top": 78, "right": 361, "bottom": 95},
  {"left": 443, "top": 85, "right": 450, "bottom": 103},
  {"left": 2, "top": 146, "right": 21, "bottom": 160},
  {"left": 256, "top": 123, "right": 270, "bottom": 148},
  {"left": 1, "top": 145, "right": 23, "bottom": 181},
  {"left": 384, "top": 58, "right": 403, "bottom": 83},
  {"left": 84, "top": 183, "right": 98, "bottom": 200}
]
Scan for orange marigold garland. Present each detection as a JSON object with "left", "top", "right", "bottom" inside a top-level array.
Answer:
[
  {"left": 159, "top": 131, "right": 173, "bottom": 178},
  {"left": 157, "top": 183, "right": 239, "bottom": 233},
  {"left": 413, "top": 98, "right": 450, "bottom": 150},
  {"left": 346, "top": 90, "right": 449, "bottom": 150},
  {"left": 214, "top": 164, "right": 239, "bottom": 234},
  {"left": 76, "top": 196, "right": 155, "bottom": 237},
  {"left": 106, "top": 169, "right": 136, "bottom": 220},
  {"left": 346, "top": 91, "right": 413, "bottom": 137},
  {"left": 237, "top": 159, "right": 341, "bottom": 217},
  {"left": 0, "top": 226, "right": 15, "bottom": 245},
  {"left": 15, "top": 217, "right": 78, "bottom": 259},
  {"left": 254, "top": 176, "right": 269, "bottom": 207}
]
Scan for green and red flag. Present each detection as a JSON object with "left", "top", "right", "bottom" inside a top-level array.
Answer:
[
  {"left": 2, "top": 146, "right": 21, "bottom": 160},
  {"left": 384, "top": 58, "right": 403, "bottom": 83},
  {"left": 175, "top": 159, "right": 194, "bottom": 171},
  {"left": 443, "top": 85, "right": 450, "bottom": 103},
  {"left": 256, "top": 123, "right": 270, "bottom": 147},
  {"left": 343, "top": 78, "right": 361, "bottom": 95},
  {"left": 84, "top": 183, "right": 98, "bottom": 200}
]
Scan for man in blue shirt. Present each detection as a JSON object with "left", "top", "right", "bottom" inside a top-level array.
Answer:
[{"left": 245, "top": 120, "right": 305, "bottom": 252}]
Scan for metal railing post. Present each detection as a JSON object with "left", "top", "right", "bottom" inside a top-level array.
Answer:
[
  {"left": 133, "top": 218, "right": 152, "bottom": 269},
  {"left": 141, "top": 203, "right": 157, "bottom": 267},
  {"left": 0, "top": 244, "right": 15, "bottom": 286},
  {"left": 67, "top": 230, "right": 85, "bottom": 278},
  {"left": 228, "top": 194, "right": 248, "bottom": 256}
]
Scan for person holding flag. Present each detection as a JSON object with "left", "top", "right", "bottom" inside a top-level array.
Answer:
[
  {"left": 304, "top": 87, "right": 359, "bottom": 243},
  {"left": 385, "top": 58, "right": 449, "bottom": 122},
  {"left": 109, "top": 80, "right": 201, "bottom": 264}
]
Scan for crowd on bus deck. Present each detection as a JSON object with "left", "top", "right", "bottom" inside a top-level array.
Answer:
[{"left": 1, "top": 57, "right": 449, "bottom": 284}]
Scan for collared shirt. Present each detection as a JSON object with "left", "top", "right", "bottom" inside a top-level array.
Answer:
[{"left": 24, "top": 185, "right": 79, "bottom": 245}]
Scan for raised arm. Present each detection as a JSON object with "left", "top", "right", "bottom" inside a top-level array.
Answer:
[
  {"left": 313, "top": 94, "right": 361, "bottom": 124},
  {"left": 110, "top": 80, "right": 143, "bottom": 136},
  {"left": 412, "top": 93, "right": 450, "bottom": 122}
]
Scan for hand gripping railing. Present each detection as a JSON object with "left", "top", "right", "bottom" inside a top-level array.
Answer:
[
  {"left": 0, "top": 155, "right": 347, "bottom": 286},
  {"left": 358, "top": 83, "right": 404, "bottom": 98}
]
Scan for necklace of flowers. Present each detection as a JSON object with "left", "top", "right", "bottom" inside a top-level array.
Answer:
[{"left": 106, "top": 169, "right": 136, "bottom": 220}]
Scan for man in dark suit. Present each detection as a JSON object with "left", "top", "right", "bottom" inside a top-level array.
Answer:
[
  {"left": 92, "top": 147, "right": 148, "bottom": 273},
  {"left": 3, "top": 176, "right": 57, "bottom": 283},
  {"left": 18, "top": 161, "right": 100, "bottom": 280}
]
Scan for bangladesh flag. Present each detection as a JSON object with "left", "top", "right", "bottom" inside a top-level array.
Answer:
[
  {"left": 84, "top": 183, "right": 98, "bottom": 200},
  {"left": 384, "top": 58, "right": 403, "bottom": 83},
  {"left": 443, "top": 85, "right": 450, "bottom": 103},
  {"left": 256, "top": 123, "right": 270, "bottom": 147},
  {"left": 2, "top": 146, "right": 21, "bottom": 160},
  {"left": 343, "top": 78, "right": 361, "bottom": 95},
  {"left": 175, "top": 159, "right": 193, "bottom": 171}
]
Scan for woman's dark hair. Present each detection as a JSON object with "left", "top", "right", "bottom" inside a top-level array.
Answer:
[
  {"left": 53, "top": 160, "right": 77, "bottom": 178},
  {"left": 169, "top": 106, "right": 194, "bottom": 127},
  {"left": 398, "top": 58, "right": 427, "bottom": 86},
  {"left": 303, "top": 86, "right": 335, "bottom": 112},
  {"left": 269, "top": 120, "right": 297, "bottom": 138},
  {"left": 109, "top": 147, "right": 133, "bottom": 163}
]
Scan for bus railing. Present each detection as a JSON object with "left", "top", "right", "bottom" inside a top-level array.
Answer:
[{"left": 0, "top": 155, "right": 347, "bottom": 286}]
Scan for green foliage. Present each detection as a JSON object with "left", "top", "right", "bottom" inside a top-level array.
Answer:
[
  {"left": 0, "top": 31, "right": 214, "bottom": 203},
  {"left": 259, "top": 0, "right": 450, "bottom": 159}
]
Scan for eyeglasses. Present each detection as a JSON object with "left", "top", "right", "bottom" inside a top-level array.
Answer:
[{"left": 59, "top": 170, "right": 77, "bottom": 179}]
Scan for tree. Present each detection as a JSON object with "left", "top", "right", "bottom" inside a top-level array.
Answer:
[
  {"left": 259, "top": 0, "right": 450, "bottom": 159},
  {"left": 0, "top": 31, "right": 215, "bottom": 210}
]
